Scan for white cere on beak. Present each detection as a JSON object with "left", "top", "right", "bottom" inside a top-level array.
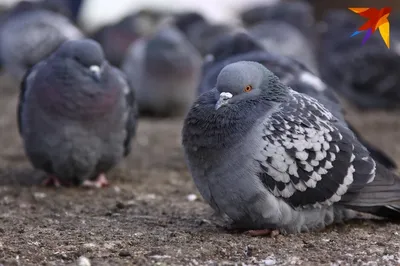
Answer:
[
  {"left": 89, "top": 65, "right": 101, "bottom": 79},
  {"left": 215, "top": 92, "right": 233, "bottom": 110}
]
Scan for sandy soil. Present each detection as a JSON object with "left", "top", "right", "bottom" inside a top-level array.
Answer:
[{"left": 1, "top": 73, "right": 400, "bottom": 266}]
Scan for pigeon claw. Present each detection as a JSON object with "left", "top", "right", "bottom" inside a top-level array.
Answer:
[
  {"left": 82, "top": 173, "right": 109, "bottom": 188},
  {"left": 41, "top": 175, "right": 62, "bottom": 187},
  {"left": 246, "top": 229, "right": 280, "bottom": 237}
]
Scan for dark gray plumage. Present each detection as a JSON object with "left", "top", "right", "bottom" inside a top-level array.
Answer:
[
  {"left": 172, "top": 11, "right": 236, "bottom": 56},
  {"left": 122, "top": 25, "right": 202, "bottom": 117},
  {"left": 18, "top": 39, "right": 137, "bottom": 187},
  {"left": 240, "top": 0, "right": 315, "bottom": 40},
  {"left": 319, "top": 9, "right": 400, "bottom": 109},
  {"left": 0, "top": 8, "right": 83, "bottom": 82},
  {"left": 183, "top": 61, "right": 400, "bottom": 234},
  {"left": 200, "top": 32, "right": 397, "bottom": 170},
  {"left": 91, "top": 10, "right": 164, "bottom": 67},
  {"left": 247, "top": 20, "right": 319, "bottom": 75}
]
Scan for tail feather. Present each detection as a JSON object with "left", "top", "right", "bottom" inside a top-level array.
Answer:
[{"left": 343, "top": 162, "right": 400, "bottom": 219}]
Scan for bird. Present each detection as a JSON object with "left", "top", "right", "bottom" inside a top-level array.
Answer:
[
  {"left": 319, "top": 9, "right": 400, "bottom": 109},
  {"left": 182, "top": 61, "right": 400, "bottom": 235},
  {"left": 91, "top": 10, "right": 164, "bottom": 67},
  {"left": 18, "top": 39, "right": 138, "bottom": 188},
  {"left": 200, "top": 32, "right": 397, "bottom": 170},
  {"left": 240, "top": 0, "right": 316, "bottom": 41},
  {"left": 172, "top": 11, "right": 236, "bottom": 56},
  {"left": 1, "top": 0, "right": 73, "bottom": 19},
  {"left": 0, "top": 6, "right": 83, "bottom": 82},
  {"left": 246, "top": 20, "right": 319, "bottom": 75},
  {"left": 122, "top": 24, "right": 202, "bottom": 117}
]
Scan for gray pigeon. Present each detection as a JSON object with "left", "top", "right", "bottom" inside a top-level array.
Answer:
[
  {"left": 172, "top": 11, "right": 237, "bottom": 56},
  {"left": 247, "top": 21, "right": 319, "bottom": 75},
  {"left": 122, "top": 25, "right": 202, "bottom": 117},
  {"left": 182, "top": 61, "right": 400, "bottom": 235},
  {"left": 240, "top": 0, "right": 315, "bottom": 41},
  {"left": 18, "top": 39, "right": 137, "bottom": 187},
  {"left": 0, "top": 8, "right": 83, "bottom": 82},
  {"left": 91, "top": 9, "right": 165, "bottom": 67},
  {"left": 200, "top": 32, "right": 397, "bottom": 170}
]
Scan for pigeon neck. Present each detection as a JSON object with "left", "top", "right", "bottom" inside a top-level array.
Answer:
[{"left": 183, "top": 93, "right": 279, "bottom": 151}]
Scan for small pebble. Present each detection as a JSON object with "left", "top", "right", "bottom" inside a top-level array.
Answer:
[
  {"left": 33, "top": 192, "right": 47, "bottom": 199},
  {"left": 149, "top": 255, "right": 172, "bottom": 259},
  {"left": 245, "top": 245, "right": 253, "bottom": 257},
  {"left": 77, "top": 256, "right": 91, "bottom": 266},
  {"left": 113, "top": 186, "right": 121, "bottom": 193},
  {"left": 187, "top": 194, "right": 198, "bottom": 202},
  {"left": 116, "top": 201, "right": 125, "bottom": 209},
  {"left": 119, "top": 250, "right": 131, "bottom": 257},
  {"left": 263, "top": 256, "right": 276, "bottom": 265}
]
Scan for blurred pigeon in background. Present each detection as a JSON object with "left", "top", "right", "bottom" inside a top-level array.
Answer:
[
  {"left": 18, "top": 39, "right": 137, "bottom": 187},
  {"left": 240, "top": 0, "right": 316, "bottom": 41},
  {"left": 0, "top": 4, "right": 83, "bottom": 82},
  {"left": 182, "top": 61, "right": 400, "bottom": 235},
  {"left": 247, "top": 20, "right": 319, "bottom": 74},
  {"left": 200, "top": 32, "right": 397, "bottom": 170},
  {"left": 92, "top": 9, "right": 165, "bottom": 67},
  {"left": 1, "top": 0, "right": 73, "bottom": 19},
  {"left": 64, "top": 0, "right": 84, "bottom": 22},
  {"left": 122, "top": 24, "right": 202, "bottom": 117},
  {"left": 319, "top": 9, "right": 400, "bottom": 109},
  {"left": 173, "top": 11, "right": 237, "bottom": 56}
]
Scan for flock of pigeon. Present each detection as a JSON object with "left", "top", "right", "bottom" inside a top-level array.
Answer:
[{"left": 1, "top": 0, "right": 400, "bottom": 235}]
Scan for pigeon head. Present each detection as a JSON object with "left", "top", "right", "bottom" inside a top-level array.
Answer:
[
  {"left": 183, "top": 61, "right": 286, "bottom": 149},
  {"left": 34, "top": 39, "right": 124, "bottom": 120},
  {"left": 55, "top": 39, "right": 105, "bottom": 80},
  {"left": 214, "top": 61, "right": 287, "bottom": 110}
]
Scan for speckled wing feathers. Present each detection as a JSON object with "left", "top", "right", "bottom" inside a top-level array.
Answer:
[{"left": 256, "top": 91, "right": 376, "bottom": 209}]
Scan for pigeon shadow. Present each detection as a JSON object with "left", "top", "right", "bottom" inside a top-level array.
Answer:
[{"left": 0, "top": 166, "right": 46, "bottom": 186}]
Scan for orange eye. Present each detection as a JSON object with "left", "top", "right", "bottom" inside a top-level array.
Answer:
[{"left": 244, "top": 85, "right": 253, "bottom": 92}]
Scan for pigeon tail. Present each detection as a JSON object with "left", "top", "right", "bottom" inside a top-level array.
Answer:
[{"left": 343, "top": 162, "right": 400, "bottom": 219}]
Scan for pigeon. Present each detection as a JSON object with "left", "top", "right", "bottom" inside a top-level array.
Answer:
[
  {"left": 240, "top": 0, "right": 316, "bottom": 40},
  {"left": 2, "top": 0, "right": 73, "bottom": 19},
  {"left": 18, "top": 39, "right": 138, "bottom": 187},
  {"left": 92, "top": 10, "right": 164, "bottom": 67},
  {"left": 173, "top": 11, "right": 236, "bottom": 56},
  {"left": 182, "top": 61, "right": 400, "bottom": 235},
  {"left": 0, "top": 7, "right": 83, "bottom": 82},
  {"left": 246, "top": 20, "right": 319, "bottom": 75},
  {"left": 122, "top": 25, "right": 202, "bottom": 117},
  {"left": 319, "top": 9, "right": 400, "bottom": 109},
  {"left": 200, "top": 32, "right": 397, "bottom": 170}
]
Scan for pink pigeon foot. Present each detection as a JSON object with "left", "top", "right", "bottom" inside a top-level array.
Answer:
[
  {"left": 246, "top": 229, "right": 280, "bottom": 237},
  {"left": 82, "top": 173, "right": 109, "bottom": 188},
  {"left": 41, "top": 175, "right": 62, "bottom": 187}
]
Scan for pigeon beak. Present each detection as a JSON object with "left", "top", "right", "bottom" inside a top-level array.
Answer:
[
  {"left": 215, "top": 92, "right": 233, "bottom": 110},
  {"left": 89, "top": 65, "right": 102, "bottom": 81}
]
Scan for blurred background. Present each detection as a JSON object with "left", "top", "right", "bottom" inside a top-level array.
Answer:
[{"left": 1, "top": 0, "right": 399, "bottom": 31}]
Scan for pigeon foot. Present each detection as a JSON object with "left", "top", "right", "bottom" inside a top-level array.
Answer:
[
  {"left": 82, "top": 173, "right": 109, "bottom": 188},
  {"left": 41, "top": 175, "right": 62, "bottom": 187},
  {"left": 246, "top": 229, "right": 280, "bottom": 237}
]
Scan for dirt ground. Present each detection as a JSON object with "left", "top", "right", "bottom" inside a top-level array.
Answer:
[{"left": 1, "top": 73, "right": 400, "bottom": 266}]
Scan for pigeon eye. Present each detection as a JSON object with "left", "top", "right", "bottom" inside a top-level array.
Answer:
[{"left": 244, "top": 85, "right": 253, "bottom": 92}]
